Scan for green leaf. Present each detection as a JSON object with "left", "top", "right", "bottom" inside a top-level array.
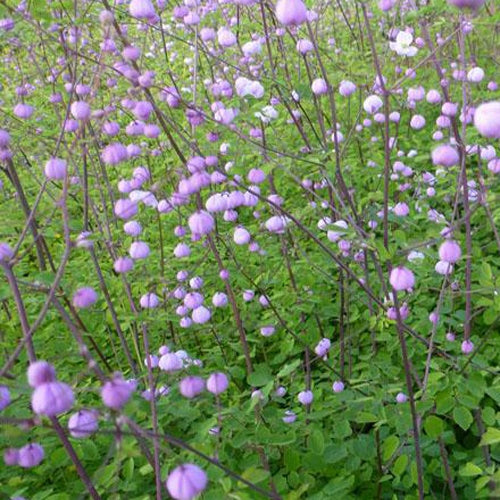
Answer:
[
  {"left": 479, "top": 427, "right": 500, "bottom": 446},
  {"left": 453, "top": 406, "right": 473, "bottom": 431},
  {"left": 459, "top": 462, "right": 483, "bottom": 477},
  {"left": 391, "top": 454, "right": 408, "bottom": 476},
  {"left": 424, "top": 415, "right": 445, "bottom": 438},
  {"left": 241, "top": 466, "right": 269, "bottom": 484},
  {"left": 247, "top": 365, "right": 273, "bottom": 387},
  {"left": 382, "top": 435, "right": 399, "bottom": 461},
  {"left": 355, "top": 412, "right": 378, "bottom": 423},
  {"left": 277, "top": 359, "right": 301, "bottom": 378},
  {"left": 309, "top": 428, "right": 325, "bottom": 455}
]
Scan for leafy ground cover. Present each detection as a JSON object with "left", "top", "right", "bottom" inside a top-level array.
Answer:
[{"left": 0, "top": 0, "right": 499, "bottom": 498}]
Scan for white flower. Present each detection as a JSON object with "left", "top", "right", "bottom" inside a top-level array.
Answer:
[
  {"left": 407, "top": 250, "right": 425, "bottom": 263},
  {"left": 255, "top": 105, "right": 278, "bottom": 123},
  {"left": 389, "top": 31, "right": 418, "bottom": 57},
  {"left": 235, "top": 77, "right": 264, "bottom": 99}
]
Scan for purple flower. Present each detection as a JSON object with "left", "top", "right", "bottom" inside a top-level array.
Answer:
[
  {"left": 389, "top": 266, "right": 415, "bottom": 292},
  {"left": 474, "top": 101, "right": 500, "bottom": 139},
  {"left": 298, "top": 390, "right": 313, "bottom": 405},
  {"left": 396, "top": 392, "right": 407, "bottom": 403},
  {"left": 72, "top": 287, "right": 98, "bottom": 308},
  {"left": 44, "top": 158, "right": 67, "bottom": 180},
  {"left": 101, "top": 374, "right": 134, "bottom": 410},
  {"left": 31, "top": 381, "right": 74, "bottom": 416},
  {"left": 188, "top": 211, "right": 214, "bottom": 236},
  {"left": 179, "top": 376, "right": 205, "bottom": 398},
  {"left": 17, "top": 443, "right": 44, "bottom": 468},
  {"left": 206, "top": 372, "right": 229, "bottom": 395},
  {"left": 166, "top": 463, "right": 208, "bottom": 500},
  {"left": 158, "top": 353, "right": 183, "bottom": 372},
  {"left": 68, "top": 409, "right": 99, "bottom": 438},
  {"left": 70, "top": 101, "right": 91, "bottom": 121},
  {"left": 431, "top": 144, "right": 459, "bottom": 167},
  {"left": 0, "top": 242, "right": 13, "bottom": 262},
  {"left": 439, "top": 240, "right": 462, "bottom": 263},
  {"left": 0, "top": 385, "right": 10, "bottom": 411},
  {"left": 27, "top": 361, "right": 56, "bottom": 388},
  {"left": 275, "top": 0, "right": 307, "bottom": 26}
]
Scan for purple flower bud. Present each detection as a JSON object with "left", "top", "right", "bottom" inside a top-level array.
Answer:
[
  {"left": 68, "top": 409, "right": 99, "bottom": 438},
  {"left": 4, "top": 447, "right": 19, "bottom": 466},
  {"left": 233, "top": 227, "right": 251, "bottom": 245},
  {"left": 166, "top": 463, "right": 208, "bottom": 500},
  {"left": 461, "top": 339, "right": 474, "bottom": 354},
  {"left": 44, "top": 158, "right": 67, "bottom": 180},
  {"left": 314, "top": 338, "right": 331, "bottom": 357},
  {"left": 432, "top": 144, "right": 460, "bottom": 167},
  {"left": 179, "top": 376, "right": 205, "bottom": 398},
  {"left": 332, "top": 381, "right": 345, "bottom": 393},
  {"left": 446, "top": 332, "right": 456, "bottom": 342},
  {"left": 27, "top": 361, "right": 56, "bottom": 388},
  {"left": 396, "top": 392, "right": 407, "bottom": 403},
  {"left": 72, "top": 287, "right": 97, "bottom": 308},
  {"left": 389, "top": 266, "right": 415, "bottom": 292},
  {"left": 275, "top": 0, "right": 307, "bottom": 26},
  {"left": 311, "top": 78, "right": 328, "bottom": 95},
  {"left": 17, "top": 443, "right": 44, "bottom": 468},
  {"left": 188, "top": 211, "right": 214, "bottom": 236},
  {"left": 114, "top": 257, "right": 134, "bottom": 273},
  {"left": 101, "top": 143, "right": 129, "bottom": 166},
  {"left": 439, "top": 240, "right": 461, "bottom": 263},
  {"left": 14, "top": 103, "right": 34, "bottom": 119},
  {"left": 298, "top": 390, "right": 313, "bottom": 405},
  {"left": 140, "top": 292, "right": 159, "bottom": 309},
  {"left": 114, "top": 199, "right": 138, "bottom": 220},
  {"left": 31, "top": 381, "right": 74, "bottom": 416},
  {"left": 206, "top": 372, "right": 229, "bottom": 395},
  {"left": 129, "top": 241, "right": 150, "bottom": 259},
  {"left": 212, "top": 292, "right": 228, "bottom": 307},
  {"left": 282, "top": 410, "right": 297, "bottom": 423},
  {"left": 192, "top": 306, "right": 211, "bottom": 324},
  {"left": 0, "top": 242, "right": 13, "bottom": 262},
  {"left": 159, "top": 353, "right": 183, "bottom": 372},
  {"left": 101, "top": 374, "right": 134, "bottom": 410},
  {"left": 70, "top": 101, "right": 91, "bottom": 121},
  {"left": 0, "top": 385, "right": 11, "bottom": 411},
  {"left": 260, "top": 325, "right": 275, "bottom": 337},
  {"left": 474, "top": 101, "right": 500, "bottom": 139}
]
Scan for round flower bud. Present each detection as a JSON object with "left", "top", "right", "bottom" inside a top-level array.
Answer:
[
  {"left": 158, "top": 353, "right": 183, "bottom": 372},
  {"left": 72, "top": 287, "right": 97, "bottom": 308},
  {"left": 396, "top": 392, "right": 407, "bottom": 403},
  {"left": 474, "top": 101, "right": 500, "bottom": 139},
  {"left": 101, "top": 374, "right": 134, "bottom": 410},
  {"left": 275, "top": 0, "right": 307, "bottom": 26},
  {"left": 68, "top": 409, "right": 99, "bottom": 438},
  {"left": 438, "top": 240, "right": 461, "bottom": 263},
  {"left": 17, "top": 443, "right": 44, "bottom": 468},
  {"left": 389, "top": 266, "right": 415, "bottom": 291},
  {"left": 461, "top": 339, "right": 474, "bottom": 354},
  {"left": 206, "top": 372, "right": 229, "bottom": 395},
  {"left": 44, "top": 158, "right": 67, "bottom": 180},
  {"left": 0, "top": 385, "right": 11, "bottom": 411},
  {"left": 298, "top": 390, "right": 313, "bottom": 405},
  {"left": 432, "top": 144, "right": 460, "bottom": 167},
  {"left": 27, "top": 361, "right": 56, "bottom": 388},
  {"left": 166, "top": 463, "right": 208, "bottom": 500},
  {"left": 114, "top": 199, "right": 138, "bottom": 220},
  {"left": 179, "top": 376, "right": 205, "bottom": 398},
  {"left": 332, "top": 381, "right": 345, "bottom": 393},
  {"left": 31, "top": 381, "right": 74, "bottom": 416}
]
